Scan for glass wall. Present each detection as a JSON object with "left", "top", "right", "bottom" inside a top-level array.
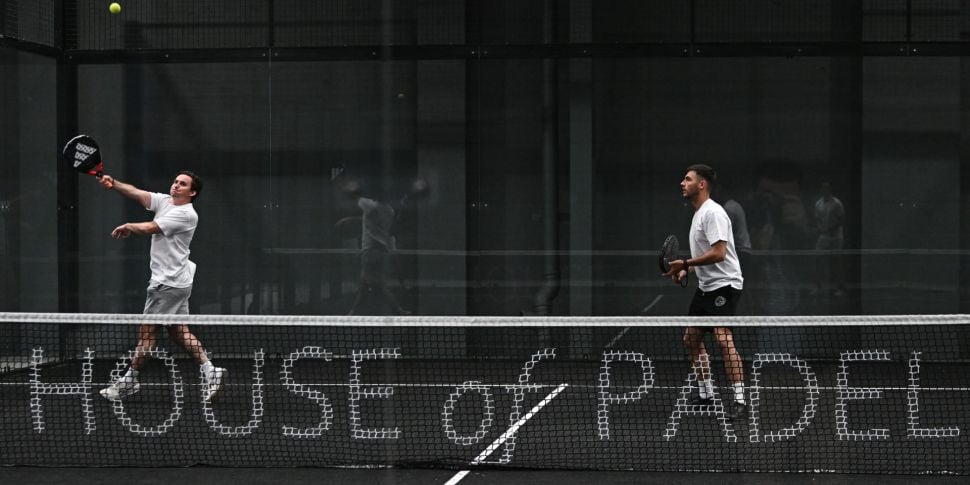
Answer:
[
  {"left": 5, "top": 1, "right": 970, "bottom": 317},
  {"left": 0, "top": 48, "right": 58, "bottom": 313},
  {"left": 65, "top": 53, "right": 968, "bottom": 317},
  {"left": 0, "top": 48, "right": 58, "bottom": 357}
]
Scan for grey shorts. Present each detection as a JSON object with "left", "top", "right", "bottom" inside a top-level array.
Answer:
[{"left": 144, "top": 283, "right": 192, "bottom": 316}]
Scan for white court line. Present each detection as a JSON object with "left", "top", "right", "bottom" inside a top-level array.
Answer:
[
  {"left": 603, "top": 295, "right": 664, "bottom": 349},
  {"left": 640, "top": 295, "right": 664, "bottom": 315},
  {"left": 443, "top": 470, "right": 470, "bottom": 485},
  {"left": 6, "top": 381, "right": 968, "bottom": 392},
  {"left": 444, "top": 382, "right": 569, "bottom": 485}
]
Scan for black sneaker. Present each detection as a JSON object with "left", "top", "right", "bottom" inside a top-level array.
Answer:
[
  {"left": 690, "top": 396, "right": 714, "bottom": 406},
  {"left": 729, "top": 402, "right": 748, "bottom": 421}
]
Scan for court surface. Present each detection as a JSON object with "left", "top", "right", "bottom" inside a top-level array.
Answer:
[{"left": 0, "top": 467, "right": 967, "bottom": 485}]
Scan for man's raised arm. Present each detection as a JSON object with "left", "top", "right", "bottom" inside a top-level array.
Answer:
[{"left": 99, "top": 175, "right": 151, "bottom": 209}]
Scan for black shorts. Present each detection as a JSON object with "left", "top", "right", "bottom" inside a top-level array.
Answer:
[
  {"left": 688, "top": 285, "right": 742, "bottom": 331},
  {"left": 360, "top": 247, "right": 391, "bottom": 285}
]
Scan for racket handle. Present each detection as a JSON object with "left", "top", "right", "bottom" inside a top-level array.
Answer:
[{"left": 95, "top": 173, "right": 114, "bottom": 190}]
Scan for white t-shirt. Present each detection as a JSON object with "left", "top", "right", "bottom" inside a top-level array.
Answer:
[
  {"left": 689, "top": 199, "right": 743, "bottom": 292},
  {"left": 148, "top": 193, "right": 198, "bottom": 288},
  {"left": 359, "top": 197, "right": 395, "bottom": 251},
  {"left": 814, "top": 196, "right": 844, "bottom": 239},
  {"left": 722, "top": 199, "right": 752, "bottom": 252}
]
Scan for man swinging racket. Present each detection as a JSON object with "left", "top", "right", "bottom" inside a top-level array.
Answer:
[{"left": 96, "top": 170, "right": 226, "bottom": 402}]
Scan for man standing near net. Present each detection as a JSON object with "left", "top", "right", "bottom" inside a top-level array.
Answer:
[
  {"left": 663, "top": 164, "right": 747, "bottom": 419},
  {"left": 96, "top": 171, "right": 226, "bottom": 402},
  {"left": 336, "top": 176, "right": 414, "bottom": 316},
  {"left": 813, "top": 181, "right": 845, "bottom": 297}
]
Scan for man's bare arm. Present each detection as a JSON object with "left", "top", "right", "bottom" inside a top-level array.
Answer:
[
  {"left": 99, "top": 175, "right": 152, "bottom": 209},
  {"left": 111, "top": 222, "right": 161, "bottom": 239}
]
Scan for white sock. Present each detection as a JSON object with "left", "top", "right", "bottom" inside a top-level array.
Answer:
[
  {"left": 200, "top": 360, "right": 215, "bottom": 376},
  {"left": 699, "top": 379, "right": 714, "bottom": 399},
  {"left": 733, "top": 382, "right": 746, "bottom": 404}
]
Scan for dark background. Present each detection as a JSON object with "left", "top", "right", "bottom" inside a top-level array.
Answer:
[
  {"left": 1, "top": 1, "right": 969, "bottom": 320},
  {"left": 3, "top": 1, "right": 970, "bottom": 473}
]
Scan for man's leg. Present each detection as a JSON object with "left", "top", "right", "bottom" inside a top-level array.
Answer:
[
  {"left": 714, "top": 327, "right": 747, "bottom": 420},
  {"left": 832, "top": 237, "right": 846, "bottom": 296},
  {"left": 683, "top": 327, "right": 713, "bottom": 403},
  {"left": 380, "top": 284, "right": 411, "bottom": 315},
  {"left": 381, "top": 252, "right": 410, "bottom": 315},
  {"left": 168, "top": 324, "right": 227, "bottom": 402},
  {"left": 713, "top": 327, "right": 744, "bottom": 388},
  {"left": 100, "top": 324, "right": 159, "bottom": 400},
  {"left": 349, "top": 251, "right": 378, "bottom": 315},
  {"left": 130, "top": 324, "right": 160, "bottom": 370},
  {"left": 167, "top": 324, "right": 207, "bottom": 365},
  {"left": 347, "top": 282, "right": 369, "bottom": 315}
]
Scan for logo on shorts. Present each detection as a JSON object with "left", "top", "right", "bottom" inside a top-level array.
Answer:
[{"left": 714, "top": 296, "right": 727, "bottom": 307}]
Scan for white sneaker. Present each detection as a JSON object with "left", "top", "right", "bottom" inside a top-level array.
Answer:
[
  {"left": 202, "top": 367, "right": 227, "bottom": 402},
  {"left": 99, "top": 378, "right": 140, "bottom": 401}
]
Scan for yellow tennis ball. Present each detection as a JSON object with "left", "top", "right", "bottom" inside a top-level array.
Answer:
[{"left": 109, "top": 3, "right": 121, "bottom": 14}]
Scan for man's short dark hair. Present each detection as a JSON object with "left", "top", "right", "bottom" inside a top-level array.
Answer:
[
  {"left": 178, "top": 170, "right": 203, "bottom": 201},
  {"left": 686, "top": 164, "right": 717, "bottom": 186}
]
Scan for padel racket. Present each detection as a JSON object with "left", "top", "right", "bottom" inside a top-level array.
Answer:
[
  {"left": 659, "top": 234, "right": 688, "bottom": 288},
  {"left": 61, "top": 134, "right": 103, "bottom": 178}
]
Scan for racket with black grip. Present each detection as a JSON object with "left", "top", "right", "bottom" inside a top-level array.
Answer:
[
  {"left": 61, "top": 134, "right": 103, "bottom": 178},
  {"left": 659, "top": 234, "right": 688, "bottom": 288}
]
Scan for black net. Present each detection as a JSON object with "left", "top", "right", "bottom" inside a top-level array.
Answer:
[
  {"left": 72, "top": 0, "right": 467, "bottom": 50},
  {"left": 588, "top": 0, "right": 690, "bottom": 43},
  {"left": 910, "top": 0, "right": 966, "bottom": 41},
  {"left": 274, "top": 0, "right": 466, "bottom": 47},
  {"left": 1, "top": 0, "right": 58, "bottom": 47},
  {"left": 694, "top": 0, "right": 836, "bottom": 42},
  {"left": 1, "top": 313, "right": 968, "bottom": 473},
  {"left": 5, "top": 1, "right": 970, "bottom": 51},
  {"left": 863, "top": 0, "right": 970, "bottom": 41},
  {"left": 75, "top": 0, "right": 269, "bottom": 50}
]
